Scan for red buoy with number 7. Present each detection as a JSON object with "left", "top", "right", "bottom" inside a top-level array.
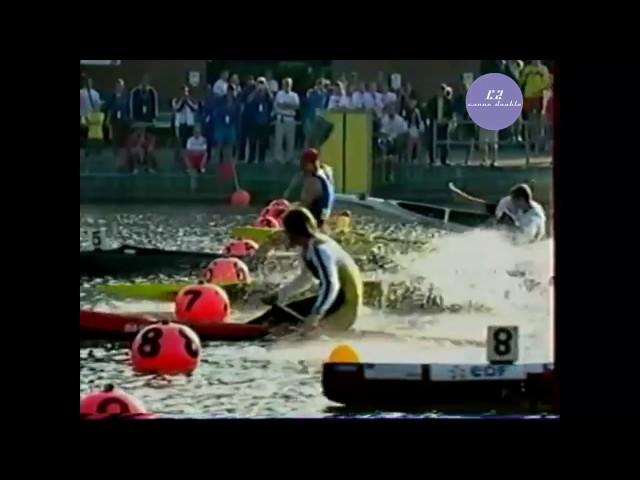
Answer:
[{"left": 174, "top": 283, "right": 230, "bottom": 324}]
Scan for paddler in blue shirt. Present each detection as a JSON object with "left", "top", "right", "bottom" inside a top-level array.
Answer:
[
  {"left": 283, "top": 147, "right": 335, "bottom": 227},
  {"left": 247, "top": 207, "right": 362, "bottom": 334},
  {"left": 252, "top": 148, "right": 335, "bottom": 262}
]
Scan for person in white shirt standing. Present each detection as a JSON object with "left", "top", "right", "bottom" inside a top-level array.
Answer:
[
  {"left": 80, "top": 77, "right": 102, "bottom": 119},
  {"left": 494, "top": 184, "right": 546, "bottom": 243},
  {"left": 213, "top": 71, "right": 230, "bottom": 97},
  {"left": 184, "top": 124, "right": 208, "bottom": 174},
  {"left": 273, "top": 78, "right": 300, "bottom": 163},
  {"left": 172, "top": 85, "right": 199, "bottom": 166},
  {"left": 327, "top": 82, "right": 351, "bottom": 110},
  {"left": 350, "top": 82, "right": 367, "bottom": 110},
  {"left": 266, "top": 70, "right": 279, "bottom": 96},
  {"left": 379, "top": 107, "right": 408, "bottom": 165},
  {"left": 381, "top": 83, "right": 398, "bottom": 110}
]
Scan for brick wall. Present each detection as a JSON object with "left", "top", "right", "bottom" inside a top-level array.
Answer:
[
  {"left": 332, "top": 60, "right": 482, "bottom": 99},
  {"left": 80, "top": 60, "right": 207, "bottom": 110}
]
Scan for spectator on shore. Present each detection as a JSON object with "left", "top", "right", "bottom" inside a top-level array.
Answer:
[
  {"left": 398, "top": 82, "right": 417, "bottom": 115},
  {"left": 400, "top": 97, "right": 424, "bottom": 163},
  {"left": 265, "top": 70, "right": 279, "bottom": 96},
  {"left": 521, "top": 60, "right": 551, "bottom": 154},
  {"left": 363, "top": 82, "right": 383, "bottom": 115},
  {"left": 202, "top": 88, "right": 218, "bottom": 160},
  {"left": 82, "top": 104, "right": 106, "bottom": 157},
  {"left": 184, "top": 124, "right": 208, "bottom": 173},
  {"left": 480, "top": 60, "right": 505, "bottom": 76},
  {"left": 104, "top": 79, "right": 130, "bottom": 161},
  {"left": 80, "top": 77, "right": 102, "bottom": 119},
  {"left": 304, "top": 79, "right": 329, "bottom": 147},
  {"left": 213, "top": 70, "right": 230, "bottom": 97},
  {"left": 504, "top": 60, "right": 524, "bottom": 143},
  {"left": 350, "top": 82, "right": 366, "bottom": 110},
  {"left": 327, "top": 82, "right": 351, "bottom": 110},
  {"left": 452, "top": 78, "right": 475, "bottom": 165},
  {"left": 273, "top": 78, "right": 300, "bottom": 163},
  {"left": 229, "top": 73, "right": 241, "bottom": 96},
  {"left": 379, "top": 106, "right": 408, "bottom": 162},
  {"left": 246, "top": 77, "right": 273, "bottom": 164},
  {"left": 213, "top": 87, "right": 239, "bottom": 164},
  {"left": 237, "top": 76, "right": 257, "bottom": 162},
  {"left": 80, "top": 77, "right": 101, "bottom": 152},
  {"left": 130, "top": 75, "right": 158, "bottom": 123},
  {"left": 381, "top": 83, "right": 398, "bottom": 110},
  {"left": 425, "top": 83, "right": 454, "bottom": 166},
  {"left": 172, "top": 85, "right": 198, "bottom": 165},
  {"left": 125, "top": 125, "right": 157, "bottom": 173}
]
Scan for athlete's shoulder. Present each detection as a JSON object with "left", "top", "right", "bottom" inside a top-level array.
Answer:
[{"left": 531, "top": 201, "right": 546, "bottom": 218}]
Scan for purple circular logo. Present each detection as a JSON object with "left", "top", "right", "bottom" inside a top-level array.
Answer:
[{"left": 466, "top": 73, "right": 523, "bottom": 130}]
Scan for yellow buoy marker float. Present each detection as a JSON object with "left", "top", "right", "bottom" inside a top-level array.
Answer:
[{"left": 327, "top": 344, "right": 360, "bottom": 363}]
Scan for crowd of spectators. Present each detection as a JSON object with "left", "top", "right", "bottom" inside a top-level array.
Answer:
[{"left": 80, "top": 60, "right": 552, "bottom": 174}]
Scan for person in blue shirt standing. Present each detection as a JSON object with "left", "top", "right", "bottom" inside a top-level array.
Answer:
[
  {"left": 202, "top": 88, "right": 218, "bottom": 161},
  {"left": 237, "top": 75, "right": 256, "bottom": 162},
  {"left": 246, "top": 77, "right": 273, "bottom": 164},
  {"left": 104, "top": 79, "right": 130, "bottom": 162},
  {"left": 213, "top": 86, "right": 239, "bottom": 164},
  {"left": 303, "top": 79, "right": 329, "bottom": 148}
]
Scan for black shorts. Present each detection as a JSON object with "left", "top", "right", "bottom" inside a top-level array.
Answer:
[{"left": 247, "top": 290, "right": 345, "bottom": 327}]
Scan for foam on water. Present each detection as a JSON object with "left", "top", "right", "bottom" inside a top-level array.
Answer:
[{"left": 245, "top": 229, "right": 553, "bottom": 365}]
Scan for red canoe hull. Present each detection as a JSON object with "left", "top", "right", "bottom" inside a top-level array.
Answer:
[{"left": 80, "top": 310, "right": 270, "bottom": 342}]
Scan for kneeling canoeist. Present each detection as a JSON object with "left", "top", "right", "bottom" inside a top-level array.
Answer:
[
  {"left": 283, "top": 148, "right": 335, "bottom": 226},
  {"left": 494, "top": 183, "right": 546, "bottom": 243},
  {"left": 252, "top": 148, "right": 335, "bottom": 261},
  {"left": 247, "top": 208, "right": 363, "bottom": 334}
]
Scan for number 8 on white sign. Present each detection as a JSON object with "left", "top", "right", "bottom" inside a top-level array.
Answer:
[{"left": 487, "top": 326, "right": 519, "bottom": 364}]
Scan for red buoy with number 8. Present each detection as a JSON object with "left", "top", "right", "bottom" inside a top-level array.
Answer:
[
  {"left": 174, "top": 283, "right": 230, "bottom": 324},
  {"left": 131, "top": 321, "right": 201, "bottom": 375},
  {"left": 81, "top": 384, "right": 149, "bottom": 418}
]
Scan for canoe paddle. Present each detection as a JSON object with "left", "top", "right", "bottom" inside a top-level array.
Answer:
[{"left": 448, "top": 182, "right": 497, "bottom": 216}]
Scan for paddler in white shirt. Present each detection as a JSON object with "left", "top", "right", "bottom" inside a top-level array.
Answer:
[
  {"left": 494, "top": 183, "right": 546, "bottom": 243},
  {"left": 247, "top": 208, "right": 363, "bottom": 335}
]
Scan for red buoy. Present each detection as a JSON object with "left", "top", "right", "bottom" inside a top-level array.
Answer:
[
  {"left": 269, "top": 198, "right": 290, "bottom": 209},
  {"left": 223, "top": 239, "right": 259, "bottom": 257},
  {"left": 131, "top": 321, "right": 201, "bottom": 375},
  {"left": 230, "top": 190, "right": 251, "bottom": 206},
  {"left": 260, "top": 206, "right": 287, "bottom": 222},
  {"left": 254, "top": 215, "right": 280, "bottom": 229},
  {"left": 174, "top": 283, "right": 230, "bottom": 324},
  {"left": 80, "top": 384, "right": 148, "bottom": 418},
  {"left": 204, "top": 257, "right": 251, "bottom": 284}
]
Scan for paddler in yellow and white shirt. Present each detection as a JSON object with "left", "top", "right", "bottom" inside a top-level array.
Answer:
[
  {"left": 247, "top": 208, "right": 363, "bottom": 334},
  {"left": 494, "top": 183, "right": 546, "bottom": 243}
]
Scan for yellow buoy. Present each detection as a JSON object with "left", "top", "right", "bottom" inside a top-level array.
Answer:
[{"left": 327, "top": 344, "right": 360, "bottom": 363}]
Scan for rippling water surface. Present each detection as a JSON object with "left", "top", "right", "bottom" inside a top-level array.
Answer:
[{"left": 80, "top": 205, "right": 553, "bottom": 418}]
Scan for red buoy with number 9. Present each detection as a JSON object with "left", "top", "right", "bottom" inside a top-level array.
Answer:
[
  {"left": 205, "top": 258, "right": 251, "bottom": 284},
  {"left": 174, "top": 283, "right": 230, "bottom": 324},
  {"left": 131, "top": 320, "right": 201, "bottom": 375},
  {"left": 80, "top": 384, "right": 148, "bottom": 418}
]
